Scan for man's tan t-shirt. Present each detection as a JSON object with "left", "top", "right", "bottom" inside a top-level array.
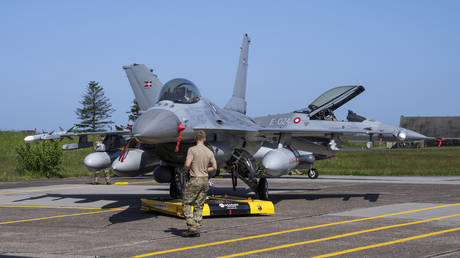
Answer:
[{"left": 186, "top": 144, "right": 216, "bottom": 178}]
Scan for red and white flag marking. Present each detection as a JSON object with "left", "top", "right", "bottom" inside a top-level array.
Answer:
[{"left": 144, "top": 81, "right": 152, "bottom": 88}]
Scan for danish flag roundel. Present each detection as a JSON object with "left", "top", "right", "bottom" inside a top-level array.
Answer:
[{"left": 293, "top": 117, "right": 301, "bottom": 124}]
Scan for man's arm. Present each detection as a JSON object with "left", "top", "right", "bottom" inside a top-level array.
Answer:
[
  {"left": 207, "top": 156, "right": 217, "bottom": 172},
  {"left": 185, "top": 158, "right": 192, "bottom": 170},
  {"left": 185, "top": 148, "right": 193, "bottom": 170}
]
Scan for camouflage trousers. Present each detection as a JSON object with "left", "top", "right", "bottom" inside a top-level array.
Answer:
[
  {"left": 182, "top": 177, "right": 209, "bottom": 233},
  {"left": 94, "top": 169, "right": 111, "bottom": 184}
]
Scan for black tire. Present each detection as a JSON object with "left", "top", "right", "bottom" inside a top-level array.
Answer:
[
  {"left": 308, "top": 168, "right": 319, "bottom": 179},
  {"left": 257, "top": 178, "right": 269, "bottom": 200},
  {"left": 170, "top": 181, "right": 182, "bottom": 199}
]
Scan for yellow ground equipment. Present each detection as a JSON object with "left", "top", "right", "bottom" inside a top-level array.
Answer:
[{"left": 141, "top": 195, "right": 274, "bottom": 218}]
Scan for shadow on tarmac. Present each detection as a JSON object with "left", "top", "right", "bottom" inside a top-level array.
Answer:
[
  {"left": 9, "top": 188, "right": 379, "bottom": 224},
  {"left": 11, "top": 193, "right": 167, "bottom": 224},
  {"left": 165, "top": 227, "right": 187, "bottom": 236},
  {"left": 208, "top": 187, "right": 380, "bottom": 204},
  {"left": 269, "top": 193, "right": 380, "bottom": 204}
]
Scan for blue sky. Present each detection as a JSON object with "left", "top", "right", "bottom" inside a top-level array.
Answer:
[{"left": 1, "top": 1, "right": 459, "bottom": 131}]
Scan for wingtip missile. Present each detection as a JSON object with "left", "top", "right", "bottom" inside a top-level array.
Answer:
[{"left": 24, "top": 135, "right": 42, "bottom": 142}]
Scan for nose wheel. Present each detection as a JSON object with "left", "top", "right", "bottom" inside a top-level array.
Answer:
[
  {"left": 170, "top": 181, "right": 179, "bottom": 199},
  {"left": 257, "top": 178, "right": 269, "bottom": 200},
  {"left": 170, "top": 167, "right": 187, "bottom": 199},
  {"left": 308, "top": 168, "right": 319, "bottom": 179}
]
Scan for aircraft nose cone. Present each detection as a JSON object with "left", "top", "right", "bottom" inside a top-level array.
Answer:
[
  {"left": 133, "top": 109, "right": 180, "bottom": 144},
  {"left": 406, "top": 129, "right": 430, "bottom": 140}
]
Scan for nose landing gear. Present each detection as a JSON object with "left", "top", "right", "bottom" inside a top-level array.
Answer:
[
  {"left": 257, "top": 177, "right": 269, "bottom": 200},
  {"left": 308, "top": 168, "right": 319, "bottom": 179}
]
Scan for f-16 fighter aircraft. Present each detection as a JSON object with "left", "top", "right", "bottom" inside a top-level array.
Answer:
[
  {"left": 25, "top": 34, "right": 428, "bottom": 200},
  {"left": 255, "top": 85, "right": 429, "bottom": 150}
]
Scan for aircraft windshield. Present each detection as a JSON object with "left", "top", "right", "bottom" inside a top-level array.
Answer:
[{"left": 158, "top": 78, "right": 201, "bottom": 104}]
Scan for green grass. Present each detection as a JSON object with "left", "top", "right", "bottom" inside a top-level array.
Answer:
[
  {"left": 0, "top": 131, "right": 94, "bottom": 181},
  {"left": 314, "top": 147, "right": 460, "bottom": 176},
  {"left": 1, "top": 131, "right": 460, "bottom": 181}
]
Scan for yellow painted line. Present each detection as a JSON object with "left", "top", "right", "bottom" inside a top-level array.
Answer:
[
  {"left": 218, "top": 213, "right": 460, "bottom": 258},
  {"left": 0, "top": 185, "right": 99, "bottom": 195},
  {"left": 0, "top": 208, "right": 126, "bottom": 225},
  {"left": 313, "top": 226, "right": 460, "bottom": 258},
  {"left": 0, "top": 205, "right": 103, "bottom": 210},
  {"left": 130, "top": 180, "right": 156, "bottom": 184},
  {"left": 114, "top": 180, "right": 156, "bottom": 185},
  {"left": 131, "top": 203, "right": 460, "bottom": 257}
]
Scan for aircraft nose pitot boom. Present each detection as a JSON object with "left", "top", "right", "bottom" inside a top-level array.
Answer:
[{"left": 133, "top": 109, "right": 181, "bottom": 144}]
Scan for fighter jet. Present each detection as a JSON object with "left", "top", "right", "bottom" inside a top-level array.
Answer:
[
  {"left": 254, "top": 84, "right": 429, "bottom": 151},
  {"left": 110, "top": 34, "right": 428, "bottom": 200},
  {"left": 25, "top": 34, "right": 428, "bottom": 200}
]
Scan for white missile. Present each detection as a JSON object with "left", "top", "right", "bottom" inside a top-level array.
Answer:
[{"left": 24, "top": 134, "right": 45, "bottom": 142}]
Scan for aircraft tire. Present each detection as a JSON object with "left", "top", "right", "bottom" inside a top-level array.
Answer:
[
  {"left": 257, "top": 178, "right": 269, "bottom": 200},
  {"left": 308, "top": 168, "right": 319, "bottom": 179}
]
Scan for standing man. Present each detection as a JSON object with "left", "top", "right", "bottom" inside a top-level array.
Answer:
[
  {"left": 93, "top": 135, "right": 112, "bottom": 185},
  {"left": 182, "top": 130, "right": 217, "bottom": 237}
]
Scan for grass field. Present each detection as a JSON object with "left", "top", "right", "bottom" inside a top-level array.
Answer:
[
  {"left": 0, "top": 131, "right": 94, "bottom": 181},
  {"left": 1, "top": 131, "right": 459, "bottom": 181},
  {"left": 314, "top": 147, "right": 460, "bottom": 176}
]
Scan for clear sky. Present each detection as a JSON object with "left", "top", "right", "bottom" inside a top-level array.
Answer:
[{"left": 1, "top": 0, "right": 459, "bottom": 131}]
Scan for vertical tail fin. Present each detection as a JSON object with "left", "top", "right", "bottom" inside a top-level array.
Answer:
[
  {"left": 224, "top": 34, "right": 251, "bottom": 114},
  {"left": 122, "top": 64, "right": 163, "bottom": 111}
]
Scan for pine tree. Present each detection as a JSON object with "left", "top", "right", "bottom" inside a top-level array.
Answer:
[
  {"left": 127, "top": 99, "right": 140, "bottom": 122},
  {"left": 75, "top": 81, "right": 115, "bottom": 131}
]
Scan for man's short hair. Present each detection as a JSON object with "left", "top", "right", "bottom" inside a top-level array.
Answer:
[{"left": 195, "top": 130, "right": 206, "bottom": 141}]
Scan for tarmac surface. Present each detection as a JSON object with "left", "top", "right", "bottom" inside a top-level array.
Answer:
[{"left": 1, "top": 175, "right": 460, "bottom": 257}]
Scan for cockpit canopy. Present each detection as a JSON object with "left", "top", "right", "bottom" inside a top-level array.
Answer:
[
  {"left": 294, "top": 85, "right": 365, "bottom": 120},
  {"left": 158, "top": 78, "right": 201, "bottom": 104}
]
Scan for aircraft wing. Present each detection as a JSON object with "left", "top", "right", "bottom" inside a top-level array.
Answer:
[
  {"left": 194, "top": 124, "right": 378, "bottom": 140},
  {"left": 258, "top": 127, "right": 380, "bottom": 137},
  {"left": 192, "top": 126, "right": 258, "bottom": 135},
  {"left": 63, "top": 130, "right": 131, "bottom": 136}
]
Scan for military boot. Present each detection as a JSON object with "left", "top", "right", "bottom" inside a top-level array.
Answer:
[{"left": 181, "top": 231, "right": 200, "bottom": 237}]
